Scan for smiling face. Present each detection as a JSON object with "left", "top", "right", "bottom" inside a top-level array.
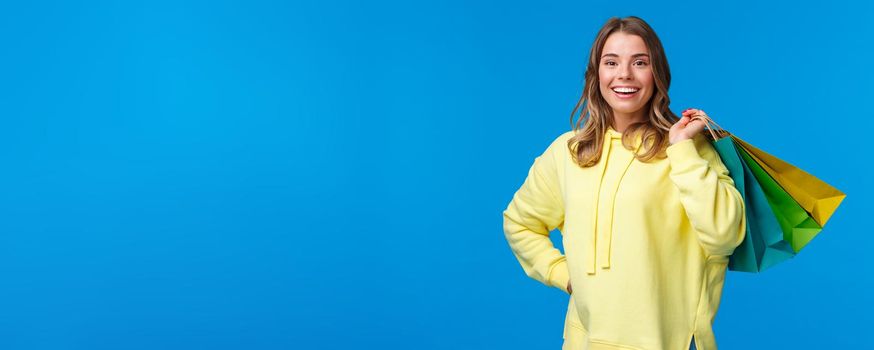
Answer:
[{"left": 598, "top": 32, "right": 655, "bottom": 124}]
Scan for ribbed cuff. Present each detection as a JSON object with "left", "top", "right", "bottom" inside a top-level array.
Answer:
[
  {"left": 546, "top": 258, "right": 571, "bottom": 294},
  {"left": 665, "top": 138, "right": 699, "bottom": 171}
]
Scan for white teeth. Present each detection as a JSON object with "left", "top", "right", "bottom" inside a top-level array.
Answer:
[{"left": 612, "top": 87, "right": 639, "bottom": 93}]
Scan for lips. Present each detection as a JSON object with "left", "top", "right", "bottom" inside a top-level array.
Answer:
[
  {"left": 611, "top": 86, "right": 640, "bottom": 99},
  {"left": 612, "top": 87, "right": 640, "bottom": 93}
]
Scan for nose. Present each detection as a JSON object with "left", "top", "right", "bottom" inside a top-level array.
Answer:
[{"left": 618, "top": 62, "right": 633, "bottom": 80}]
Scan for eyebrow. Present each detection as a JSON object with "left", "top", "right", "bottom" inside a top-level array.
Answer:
[{"left": 601, "top": 53, "right": 650, "bottom": 59}]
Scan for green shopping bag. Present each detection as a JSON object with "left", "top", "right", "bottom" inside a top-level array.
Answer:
[{"left": 712, "top": 137, "right": 794, "bottom": 272}]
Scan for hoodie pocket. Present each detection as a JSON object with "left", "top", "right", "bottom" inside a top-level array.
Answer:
[
  {"left": 563, "top": 295, "right": 588, "bottom": 344},
  {"left": 562, "top": 295, "right": 588, "bottom": 349},
  {"left": 691, "top": 254, "right": 730, "bottom": 349}
]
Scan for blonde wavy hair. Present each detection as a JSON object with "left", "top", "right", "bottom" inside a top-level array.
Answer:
[{"left": 568, "top": 16, "right": 680, "bottom": 167}]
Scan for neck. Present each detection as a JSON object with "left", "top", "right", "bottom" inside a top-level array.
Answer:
[{"left": 611, "top": 110, "right": 647, "bottom": 133}]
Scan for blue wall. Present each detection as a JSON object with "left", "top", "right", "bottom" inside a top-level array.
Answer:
[{"left": 0, "top": 0, "right": 870, "bottom": 348}]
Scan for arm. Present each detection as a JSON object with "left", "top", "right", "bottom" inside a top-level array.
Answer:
[
  {"left": 502, "top": 135, "right": 570, "bottom": 293},
  {"left": 666, "top": 135, "right": 746, "bottom": 257}
]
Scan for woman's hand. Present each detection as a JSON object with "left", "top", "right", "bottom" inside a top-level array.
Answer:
[
  {"left": 669, "top": 108, "right": 709, "bottom": 145},
  {"left": 567, "top": 279, "right": 573, "bottom": 294}
]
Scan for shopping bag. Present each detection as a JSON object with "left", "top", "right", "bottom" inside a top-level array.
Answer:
[
  {"left": 692, "top": 113, "right": 845, "bottom": 272},
  {"left": 735, "top": 144, "right": 823, "bottom": 253},
  {"left": 732, "top": 137, "right": 846, "bottom": 226},
  {"left": 711, "top": 137, "right": 794, "bottom": 272}
]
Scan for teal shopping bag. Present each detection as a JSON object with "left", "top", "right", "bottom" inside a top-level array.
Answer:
[{"left": 712, "top": 137, "right": 795, "bottom": 272}]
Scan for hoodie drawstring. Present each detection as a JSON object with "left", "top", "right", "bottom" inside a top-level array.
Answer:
[{"left": 587, "top": 128, "right": 643, "bottom": 275}]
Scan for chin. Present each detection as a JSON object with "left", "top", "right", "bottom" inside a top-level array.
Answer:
[{"left": 609, "top": 105, "right": 646, "bottom": 115}]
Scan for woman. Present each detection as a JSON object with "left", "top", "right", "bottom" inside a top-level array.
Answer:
[{"left": 502, "top": 16, "right": 745, "bottom": 350}]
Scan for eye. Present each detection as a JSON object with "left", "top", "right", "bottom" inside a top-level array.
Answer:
[
  {"left": 604, "top": 60, "right": 617, "bottom": 66},
  {"left": 634, "top": 60, "right": 649, "bottom": 66}
]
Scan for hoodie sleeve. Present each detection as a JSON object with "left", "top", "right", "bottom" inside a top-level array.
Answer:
[
  {"left": 666, "top": 135, "right": 746, "bottom": 257},
  {"left": 502, "top": 135, "right": 570, "bottom": 294}
]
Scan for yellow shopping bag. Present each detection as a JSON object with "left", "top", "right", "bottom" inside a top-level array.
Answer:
[{"left": 731, "top": 137, "right": 846, "bottom": 227}]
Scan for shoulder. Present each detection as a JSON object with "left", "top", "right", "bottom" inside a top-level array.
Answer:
[
  {"left": 548, "top": 130, "right": 576, "bottom": 149},
  {"left": 531, "top": 130, "right": 576, "bottom": 169},
  {"left": 557, "top": 130, "right": 577, "bottom": 141},
  {"left": 543, "top": 130, "right": 576, "bottom": 157}
]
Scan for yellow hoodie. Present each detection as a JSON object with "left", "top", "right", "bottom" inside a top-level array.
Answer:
[{"left": 503, "top": 127, "right": 746, "bottom": 350}]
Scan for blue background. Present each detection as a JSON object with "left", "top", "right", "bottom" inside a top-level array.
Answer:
[{"left": 1, "top": 0, "right": 871, "bottom": 349}]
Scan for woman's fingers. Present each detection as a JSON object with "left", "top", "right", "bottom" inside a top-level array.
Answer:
[
  {"left": 687, "top": 118, "right": 706, "bottom": 132},
  {"left": 687, "top": 108, "right": 708, "bottom": 120},
  {"left": 680, "top": 108, "right": 710, "bottom": 129}
]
